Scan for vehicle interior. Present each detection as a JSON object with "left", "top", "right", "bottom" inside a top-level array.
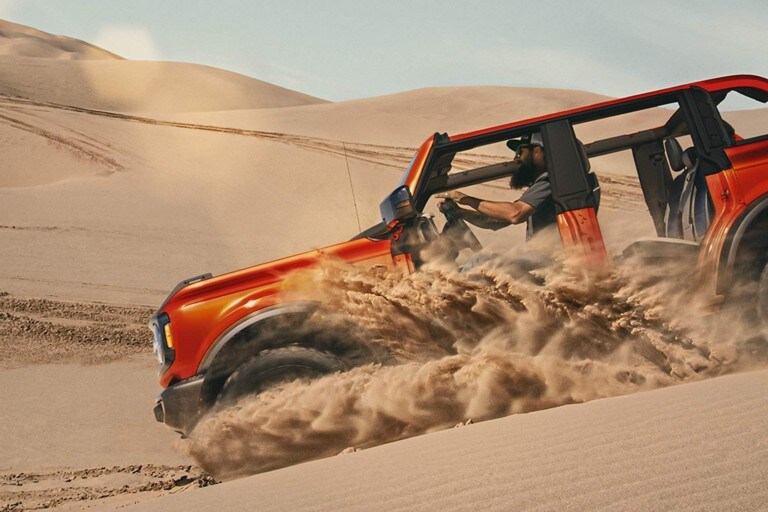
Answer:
[{"left": 389, "top": 85, "right": 768, "bottom": 268}]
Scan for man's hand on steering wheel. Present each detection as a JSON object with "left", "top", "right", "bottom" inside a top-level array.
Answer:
[
  {"left": 436, "top": 190, "right": 468, "bottom": 203},
  {"left": 434, "top": 191, "right": 482, "bottom": 252},
  {"left": 436, "top": 191, "right": 483, "bottom": 212}
]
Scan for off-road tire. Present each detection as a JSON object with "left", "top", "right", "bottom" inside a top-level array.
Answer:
[{"left": 216, "top": 346, "right": 345, "bottom": 407}]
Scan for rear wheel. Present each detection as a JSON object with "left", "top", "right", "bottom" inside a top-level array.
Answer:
[{"left": 216, "top": 346, "right": 345, "bottom": 407}]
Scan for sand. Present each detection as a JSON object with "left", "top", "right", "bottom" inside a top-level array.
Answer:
[
  {"left": 121, "top": 369, "right": 768, "bottom": 512},
  {"left": 0, "top": 20, "right": 123, "bottom": 60},
  {"left": 1, "top": 19, "right": 767, "bottom": 512}
]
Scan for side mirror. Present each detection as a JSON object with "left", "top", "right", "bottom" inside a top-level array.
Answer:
[{"left": 380, "top": 185, "right": 416, "bottom": 225}]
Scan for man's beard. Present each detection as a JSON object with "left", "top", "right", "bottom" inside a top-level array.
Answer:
[{"left": 510, "top": 161, "right": 537, "bottom": 189}]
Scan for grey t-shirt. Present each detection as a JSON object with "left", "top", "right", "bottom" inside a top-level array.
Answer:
[{"left": 517, "top": 172, "right": 557, "bottom": 239}]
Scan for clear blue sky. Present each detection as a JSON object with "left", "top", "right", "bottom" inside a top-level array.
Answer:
[{"left": 1, "top": 0, "right": 766, "bottom": 102}]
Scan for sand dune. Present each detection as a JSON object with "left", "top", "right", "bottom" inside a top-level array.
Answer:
[
  {"left": 0, "top": 360, "right": 208, "bottom": 510},
  {"left": 169, "top": 86, "right": 615, "bottom": 146},
  {"left": 1, "top": 19, "right": 767, "bottom": 512},
  {"left": 0, "top": 360, "right": 184, "bottom": 469},
  {"left": 0, "top": 21, "right": 326, "bottom": 112},
  {"left": 161, "top": 87, "right": 678, "bottom": 179},
  {"left": 0, "top": 19, "right": 122, "bottom": 60},
  {"left": 0, "top": 57, "right": 328, "bottom": 112},
  {"left": 122, "top": 369, "right": 768, "bottom": 512}
]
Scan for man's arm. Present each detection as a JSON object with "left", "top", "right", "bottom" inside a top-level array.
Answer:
[
  {"left": 455, "top": 207, "right": 511, "bottom": 230},
  {"left": 476, "top": 199, "right": 534, "bottom": 225},
  {"left": 437, "top": 191, "right": 535, "bottom": 225}
]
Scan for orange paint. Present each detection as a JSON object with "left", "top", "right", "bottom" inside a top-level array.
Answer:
[
  {"left": 403, "top": 136, "right": 434, "bottom": 194},
  {"left": 556, "top": 208, "right": 608, "bottom": 268},
  {"left": 160, "top": 236, "right": 395, "bottom": 386},
  {"left": 698, "top": 138, "right": 768, "bottom": 294}
]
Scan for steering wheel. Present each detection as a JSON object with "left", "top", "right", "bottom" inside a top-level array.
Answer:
[{"left": 438, "top": 199, "right": 483, "bottom": 252}]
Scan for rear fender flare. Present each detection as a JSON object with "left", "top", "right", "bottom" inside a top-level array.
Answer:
[{"left": 720, "top": 192, "right": 768, "bottom": 292}]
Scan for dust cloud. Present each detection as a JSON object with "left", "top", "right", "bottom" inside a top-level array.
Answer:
[{"left": 180, "top": 248, "right": 768, "bottom": 479}]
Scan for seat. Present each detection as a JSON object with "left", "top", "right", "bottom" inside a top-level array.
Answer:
[
  {"left": 619, "top": 139, "right": 711, "bottom": 263},
  {"left": 622, "top": 237, "right": 700, "bottom": 261},
  {"left": 677, "top": 147, "right": 700, "bottom": 240},
  {"left": 663, "top": 138, "right": 688, "bottom": 239},
  {"left": 676, "top": 147, "right": 715, "bottom": 242},
  {"left": 663, "top": 139, "right": 713, "bottom": 242},
  {"left": 689, "top": 158, "right": 716, "bottom": 241}
]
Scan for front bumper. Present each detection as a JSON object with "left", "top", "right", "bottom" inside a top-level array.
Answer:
[{"left": 154, "top": 375, "right": 205, "bottom": 435}]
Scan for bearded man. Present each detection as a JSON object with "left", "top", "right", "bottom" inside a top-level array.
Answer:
[{"left": 437, "top": 132, "right": 556, "bottom": 240}]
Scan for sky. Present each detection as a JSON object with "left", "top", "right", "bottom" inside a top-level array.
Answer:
[{"left": 0, "top": 0, "right": 766, "bottom": 102}]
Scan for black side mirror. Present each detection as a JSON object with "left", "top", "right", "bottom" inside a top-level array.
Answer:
[{"left": 380, "top": 185, "right": 416, "bottom": 225}]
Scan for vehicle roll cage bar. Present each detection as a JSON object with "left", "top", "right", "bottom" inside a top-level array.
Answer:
[{"left": 412, "top": 84, "right": 755, "bottom": 213}]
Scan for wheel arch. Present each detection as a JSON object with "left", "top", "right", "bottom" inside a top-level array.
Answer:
[
  {"left": 720, "top": 192, "right": 768, "bottom": 293},
  {"left": 196, "top": 301, "right": 378, "bottom": 408},
  {"left": 197, "top": 301, "right": 320, "bottom": 407},
  {"left": 198, "top": 301, "right": 321, "bottom": 374}
]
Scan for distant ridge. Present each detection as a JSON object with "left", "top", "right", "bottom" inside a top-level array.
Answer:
[
  {"left": 0, "top": 20, "right": 328, "bottom": 112},
  {"left": 175, "top": 85, "right": 615, "bottom": 146},
  {"left": 0, "top": 19, "right": 123, "bottom": 60}
]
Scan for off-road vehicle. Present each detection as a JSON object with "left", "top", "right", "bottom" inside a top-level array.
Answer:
[{"left": 152, "top": 75, "right": 768, "bottom": 434}]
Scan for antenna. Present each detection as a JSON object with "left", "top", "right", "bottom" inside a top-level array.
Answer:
[{"left": 342, "top": 142, "right": 363, "bottom": 233}]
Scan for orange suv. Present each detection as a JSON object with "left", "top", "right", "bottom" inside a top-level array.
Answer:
[{"left": 152, "top": 75, "right": 768, "bottom": 435}]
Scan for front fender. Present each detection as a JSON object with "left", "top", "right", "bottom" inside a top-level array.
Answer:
[{"left": 197, "top": 300, "right": 320, "bottom": 373}]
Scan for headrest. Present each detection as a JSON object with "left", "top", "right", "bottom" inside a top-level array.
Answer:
[
  {"left": 682, "top": 147, "right": 698, "bottom": 170},
  {"left": 665, "top": 138, "right": 684, "bottom": 172},
  {"left": 576, "top": 139, "right": 591, "bottom": 172}
]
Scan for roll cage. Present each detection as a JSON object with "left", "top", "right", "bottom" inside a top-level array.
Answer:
[
  {"left": 366, "top": 76, "right": 768, "bottom": 264},
  {"left": 413, "top": 88, "right": 732, "bottom": 210}
]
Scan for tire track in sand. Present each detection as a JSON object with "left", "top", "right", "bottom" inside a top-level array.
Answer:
[
  {"left": 0, "top": 94, "right": 508, "bottom": 171},
  {"left": 0, "top": 465, "right": 216, "bottom": 511},
  {"left": 0, "top": 94, "right": 643, "bottom": 206},
  {"left": 0, "top": 292, "right": 154, "bottom": 366}
]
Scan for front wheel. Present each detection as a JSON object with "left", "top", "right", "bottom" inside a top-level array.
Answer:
[{"left": 216, "top": 346, "right": 345, "bottom": 407}]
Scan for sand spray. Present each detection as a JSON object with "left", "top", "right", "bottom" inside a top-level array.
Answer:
[{"left": 180, "top": 247, "right": 768, "bottom": 479}]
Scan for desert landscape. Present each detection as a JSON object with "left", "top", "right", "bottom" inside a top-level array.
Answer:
[{"left": 1, "top": 19, "right": 767, "bottom": 511}]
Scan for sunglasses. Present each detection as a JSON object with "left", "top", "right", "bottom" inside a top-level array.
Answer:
[{"left": 514, "top": 144, "right": 532, "bottom": 158}]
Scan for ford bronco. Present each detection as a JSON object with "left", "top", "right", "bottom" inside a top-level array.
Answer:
[{"left": 152, "top": 75, "right": 768, "bottom": 435}]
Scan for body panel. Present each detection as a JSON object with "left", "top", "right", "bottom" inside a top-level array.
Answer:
[
  {"left": 160, "top": 236, "right": 397, "bottom": 387},
  {"left": 402, "top": 136, "right": 435, "bottom": 195},
  {"left": 701, "top": 138, "right": 768, "bottom": 293},
  {"left": 556, "top": 208, "right": 608, "bottom": 267}
]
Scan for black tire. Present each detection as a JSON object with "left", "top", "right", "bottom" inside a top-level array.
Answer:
[{"left": 217, "top": 346, "right": 345, "bottom": 406}]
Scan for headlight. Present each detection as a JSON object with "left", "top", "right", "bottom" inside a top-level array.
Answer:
[
  {"left": 149, "top": 313, "right": 175, "bottom": 373},
  {"left": 163, "top": 323, "right": 175, "bottom": 348},
  {"left": 152, "top": 326, "right": 164, "bottom": 364}
]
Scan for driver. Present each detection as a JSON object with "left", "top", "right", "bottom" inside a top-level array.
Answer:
[{"left": 436, "top": 132, "right": 556, "bottom": 240}]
